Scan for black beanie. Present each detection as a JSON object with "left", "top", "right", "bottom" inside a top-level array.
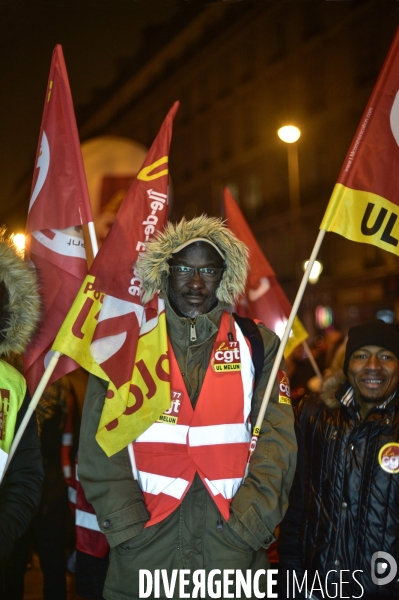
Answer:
[{"left": 343, "top": 320, "right": 399, "bottom": 375}]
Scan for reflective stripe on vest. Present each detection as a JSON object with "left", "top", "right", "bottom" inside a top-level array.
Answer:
[
  {"left": 132, "top": 312, "right": 255, "bottom": 526},
  {"left": 71, "top": 461, "right": 110, "bottom": 558},
  {"left": 76, "top": 508, "right": 101, "bottom": 532},
  {"left": 0, "top": 360, "right": 26, "bottom": 453}
]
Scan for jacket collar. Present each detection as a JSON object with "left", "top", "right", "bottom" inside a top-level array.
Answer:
[
  {"left": 164, "top": 297, "right": 231, "bottom": 346},
  {"left": 320, "top": 371, "right": 399, "bottom": 415}
]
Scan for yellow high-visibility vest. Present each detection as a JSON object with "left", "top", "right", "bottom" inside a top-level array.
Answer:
[{"left": 0, "top": 359, "right": 26, "bottom": 453}]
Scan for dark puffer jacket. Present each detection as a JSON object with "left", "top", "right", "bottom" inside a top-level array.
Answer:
[{"left": 279, "top": 373, "right": 399, "bottom": 599}]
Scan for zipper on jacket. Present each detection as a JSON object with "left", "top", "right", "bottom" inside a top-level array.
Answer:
[
  {"left": 190, "top": 319, "right": 197, "bottom": 342},
  {"left": 216, "top": 510, "right": 224, "bottom": 532},
  {"left": 228, "top": 309, "right": 234, "bottom": 341}
]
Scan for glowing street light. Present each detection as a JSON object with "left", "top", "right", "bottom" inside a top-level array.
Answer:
[
  {"left": 277, "top": 125, "right": 301, "bottom": 144},
  {"left": 277, "top": 125, "right": 301, "bottom": 214},
  {"left": 303, "top": 259, "right": 323, "bottom": 284},
  {"left": 10, "top": 233, "right": 26, "bottom": 257},
  {"left": 278, "top": 124, "right": 302, "bottom": 279}
]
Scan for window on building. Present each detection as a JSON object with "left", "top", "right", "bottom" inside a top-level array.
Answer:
[
  {"left": 180, "top": 137, "right": 193, "bottom": 181},
  {"left": 218, "top": 54, "right": 231, "bottom": 97},
  {"left": 304, "top": 57, "right": 326, "bottom": 114},
  {"left": 225, "top": 181, "right": 239, "bottom": 204},
  {"left": 220, "top": 119, "right": 233, "bottom": 161},
  {"left": 243, "top": 175, "right": 262, "bottom": 213},
  {"left": 199, "top": 127, "right": 210, "bottom": 170},
  {"left": 302, "top": 3, "right": 323, "bottom": 41},
  {"left": 270, "top": 21, "right": 287, "bottom": 63},
  {"left": 179, "top": 90, "right": 191, "bottom": 125},
  {"left": 197, "top": 72, "right": 210, "bottom": 112},
  {"left": 240, "top": 39, "right": 256, "bottom": 82},
  {"left": 352, "top": 30, "right": 383, "bottom": 86}
]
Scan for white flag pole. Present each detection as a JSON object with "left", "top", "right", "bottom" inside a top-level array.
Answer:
[
  {"left": 0, "top": 221, "right": 99, "bottom": 483},
  {"left": 2, "top": 350, "right": 62, "bottom": 476},
  {"left": 303, "top": 340, "right": 323, "bottom": 383},
  {"left": 246, "top": 229, "right": 326, "bottom": 468},
  {"left": 87, "top": 221, "right": 99, "bottom": 257}
]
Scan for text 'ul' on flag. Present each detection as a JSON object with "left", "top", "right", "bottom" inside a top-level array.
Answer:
[
  {"left": 53, "top": 102, "right": 180, "bottom": 456},
  {"left": 321, "top": 27, "right": 399, "bottom": 256},
  {"left": 24, "top": 45, "right": 93, "bottom": 395}
]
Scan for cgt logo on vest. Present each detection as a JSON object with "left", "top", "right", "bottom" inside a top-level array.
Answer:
[
  {"left": 378, "top": 442, "right": 399, "bottom": 474},
  {"left": 0, "top": 388, "right": 10, "bottom": 441},
  {"left": 278, "top": 370, "right": 291, "bottom": 405},
  {"left": 157, "top": 390, "right": 183, "bottom": 425},
  {"left": 212, "top": 341, "right": 241, "bottom": 372}
]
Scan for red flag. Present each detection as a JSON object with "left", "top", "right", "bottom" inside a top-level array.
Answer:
[
  {"left": 321, "top": 27, "right": 399, "bottom": 255},
  {"left": 53, "top": 102, "right": 179, "bottom": 455},
  {"left": 223, "top": 188, "right": 308, "bottom": 356},
  {"left": 24, "top": 45, "right": 94, "bottom": 394},
  {"left": 84, "top": 101, "right": 178, "bottom": 387}
]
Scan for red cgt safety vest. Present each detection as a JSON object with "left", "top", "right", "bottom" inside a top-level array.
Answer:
[
  {"left": 68, "top": 460, "right": 109, "bottom": 558},
  {"left": 132, "top": 312, "right": 255, "bottom": 527}
]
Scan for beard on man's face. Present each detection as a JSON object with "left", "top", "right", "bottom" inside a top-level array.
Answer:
[{"left": 168, "top": 282, "right": 218, "bottom": 318}]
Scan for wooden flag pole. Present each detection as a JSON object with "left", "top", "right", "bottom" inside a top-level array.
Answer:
[
  {"left": 245, "top": 229, "right": 326, "bottom": 471},
  {"left": 0, "top": 222, "right": 99, "bottom": 483}
]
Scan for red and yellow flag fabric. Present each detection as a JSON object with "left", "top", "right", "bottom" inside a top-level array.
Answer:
[
  {"left": 24, "top": 45, "right": 93, "bottom": 395},
  {"left": 53, "top": 102, "right": 179, "bottom": 456},
  {"left": 321, "top": 27, "right": 399, "bottom": 255},
  {"left": 224, "top": 188, "right": 308, "bottom": 357}
]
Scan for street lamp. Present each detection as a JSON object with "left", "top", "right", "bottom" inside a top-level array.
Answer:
[
  {"left": 277, "top": 125, "right": 301, "bottom": 218},
  {"left": 277, "top": 125, "right": 301, "bottom": 144},
  {"left": 278, "top": 125, "right": 302, "bottom": 281}
]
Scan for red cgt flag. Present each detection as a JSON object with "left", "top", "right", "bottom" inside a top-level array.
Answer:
[
  {"left": 53, "top": 102, "right": 180, "bottom": 455},
  {"left": 223, "top": 188, "right": 308, "bottom": 357},
  {"left": 24, "top": 45, "right": 93, "bottom": 394}
]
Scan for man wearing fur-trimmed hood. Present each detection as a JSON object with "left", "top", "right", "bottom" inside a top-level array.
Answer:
[
  {"left": 0, "top": 231, "right": 43, "bottom": 579},
  {"left": 78, "top": 215, "right": 297, "bottom": 600},
  {"left": 279, "top": 319, "right": 399, "bottom": 599}
]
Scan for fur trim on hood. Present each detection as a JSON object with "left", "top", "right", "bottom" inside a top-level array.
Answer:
[
  {"left": 0, "top": 230, "right": 41, "bottom": 356},
  {"left": 319, "top": 371, "right": 347, "bottom": 409},
  {"left": 136, "top": 215, "right": 249, "bottom": 306}
]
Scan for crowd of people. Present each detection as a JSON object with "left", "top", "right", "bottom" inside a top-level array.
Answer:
[{"left": 1, "top": 217, "right": 399, "bottom": 600}]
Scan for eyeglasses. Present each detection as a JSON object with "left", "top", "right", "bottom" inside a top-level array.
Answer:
[{"left": 169, "top": 265, "right": 224, "bottom": 282}]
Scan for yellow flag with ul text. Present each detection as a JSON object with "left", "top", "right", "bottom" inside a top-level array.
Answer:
[{"left": 53, "top": 275, "right": 170, "bottom": 456}]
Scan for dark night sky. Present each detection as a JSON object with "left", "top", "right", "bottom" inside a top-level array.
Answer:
[
  {"left": 2, "top": 1, "right": 399, "bottom": 235},
  {"left": 0, "top": 0, "right": 199, "bottom": 233}
]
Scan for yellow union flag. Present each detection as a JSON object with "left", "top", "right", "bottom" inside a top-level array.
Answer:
[
  {"left": 284, "top": 316, "right": 308, "bottom": 359},
  {"left": 53, "top": 277, "right": 171, "bottom": 457},
  {"left": 321, "top": 184, "right": 399, "bottom": 256},
  {"left": 320, "top": 28, "right": 399, "bottom": 256}
]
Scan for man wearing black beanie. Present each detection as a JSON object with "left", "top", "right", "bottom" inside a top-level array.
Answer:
[{"left": 278, "top": 320, "right": 399, "bottom": 599}]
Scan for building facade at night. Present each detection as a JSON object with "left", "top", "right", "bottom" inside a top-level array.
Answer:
[{"left": 76, "top": 1, "right": 399, "bottom": 337}]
